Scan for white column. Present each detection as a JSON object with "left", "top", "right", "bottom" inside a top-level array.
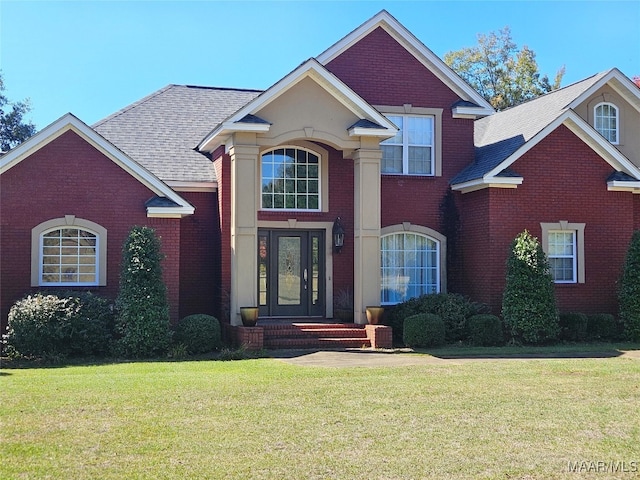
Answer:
[
  {"left": 228, "top": 141, "right": 260, "bottom": 325},
  {"left": 352, "top": 145, "right": 382, "bottom": 324}
]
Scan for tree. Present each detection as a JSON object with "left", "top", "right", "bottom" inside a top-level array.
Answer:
[
  {"left": 633, "top": 76, "right": 640, "bottom": 88},
  {"left": 618, "top": 231, "right": 640, "bottom": 342},
  {"left": 502, "top": 230, "right": 559, "bottom": 344},
  {"left": 115, "top": 226, "right": 172, "bottom": 357},
  {"left": 0, "top": 73, "right": 36, "bottom": 152},
  {"left": 444, "top": 27, "right": 565, "bottom": 110}
]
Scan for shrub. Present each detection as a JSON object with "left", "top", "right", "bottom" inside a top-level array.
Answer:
[
  {"left": 502, "top": 230, "right": 559, "bottom": 344},
  {"left": 618, "top": 231, "right": 640, "bottom": 341},
  {"left": 4, "top": 292, "right": 114, "bottom": 358},
  {"left": 586, "top": 314, "right": 620, "bottom": 341},
  {"left": 115, "top": 226, "right": 172, "bottom": 358},
  {"left": 467, "top": 314, "right": 504, "bottom": 346},
  {"left": 385, "top": 293, "right": 485, "bottom": 343},
  {"left": 403, "top": 313, "right": 445, "bottom": 348},
  {"left": 558, "top": 313, "right": 588, "bottom": 342},
  {"left": 173, "top": 314, "right": 221, "bottom": 354}
]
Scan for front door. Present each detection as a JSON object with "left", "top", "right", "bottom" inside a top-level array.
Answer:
[{"left": 258, "top": 230, "right": 324, "bottom": 317}]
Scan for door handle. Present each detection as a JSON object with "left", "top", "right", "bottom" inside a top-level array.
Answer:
[{"left": 303, "top": 268, "right": 308, "bottom": 289}]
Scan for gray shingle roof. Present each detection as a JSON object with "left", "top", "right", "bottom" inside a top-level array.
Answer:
[
  {"left": 93, "top": 85, "right": 262, "bottom": 183},
  {"left": 452, "top": 71, "right": 612, "bottom": 184}
]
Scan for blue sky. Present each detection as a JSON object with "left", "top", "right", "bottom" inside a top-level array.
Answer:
[{"left": 2, "top": 1, "right": 639, "bottom": 130}]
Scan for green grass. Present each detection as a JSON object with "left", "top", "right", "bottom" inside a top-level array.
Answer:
[{"left": 2, "top": 351, "right": 640, "bottom": 479}]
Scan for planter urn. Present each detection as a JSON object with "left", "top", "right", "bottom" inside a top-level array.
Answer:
[
  {"left": 240, "top": 307, "right": 259, "bottom": 327},
  {"left": 365, "top": 306, "right": 384, "bottom": 325}
]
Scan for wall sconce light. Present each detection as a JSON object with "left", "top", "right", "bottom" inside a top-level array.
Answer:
[{"left": 333, "top": 216, "right": 345, "bottom": 253}]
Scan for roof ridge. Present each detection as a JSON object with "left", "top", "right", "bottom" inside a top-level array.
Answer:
[{"left": 182, "top": 85, "right": 264, "bottom": 93}]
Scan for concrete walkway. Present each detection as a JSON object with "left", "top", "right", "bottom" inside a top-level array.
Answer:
[{"left": 270, "top": 348, "right": 640, "bottom": 368}]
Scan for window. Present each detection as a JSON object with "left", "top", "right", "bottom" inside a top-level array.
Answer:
[
  {"left": 381, "top": 115, "right": 434, "bottom": 175},
  {"left": 594, "top": 102, "right": 619, "bottom": 144},
  {"left": 381, "top": 231, "right": 440, "bottom": 304},
  {"left": 547, "top": 231, "right": 576, "bottom": 283},
  {"left": 541, "top": 221, "right": 585, "bottom": 284},
  {"left": 32, "top": 217, "right": 107, "bottom": 287},
  {"left": 261, "top": 147, "right": 320, "bottom": 210}
]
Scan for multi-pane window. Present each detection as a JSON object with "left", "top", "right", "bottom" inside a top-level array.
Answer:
[
  {"left": 594, "top": 103, "right": 618, "bottom": 144},
  {"left": 381, "top": 115, "right": 434, "bottom": 175},
  {"left": 548, "top": 231, "right": 576, "bottom": 283},
  {"left": 381, "top": 232, "right": 439, "bottom": 304},
  {"left": 40, "top": 227, "right": 99, "bottom": 285},
  {"left": 261, "top": 147, "right": 320, "bottom": 210}
]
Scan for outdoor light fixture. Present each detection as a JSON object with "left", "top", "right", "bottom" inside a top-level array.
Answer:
[{"left": 333, "top": 217, "right": 345, "bottom": 253}]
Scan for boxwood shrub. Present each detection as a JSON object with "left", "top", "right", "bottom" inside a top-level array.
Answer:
[
  {"left": 586, "top": 313, "right": 620, "bottom": 341},
  {"left": 403, "top": 313, "right": 445, "bottom": 348},
  {"left": 558, "top": 312, "right": 588, "bottom": 342},
  {"left": 4, "top": 291, "right": 114, "bottom": 358},
  {"left": 173, "top": 314, "right": 221, "bottom": 354},
  {"left": 467, "top": 314, "right": 504, "bottom": 346}
]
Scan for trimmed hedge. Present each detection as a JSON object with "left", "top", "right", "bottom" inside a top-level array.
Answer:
[
  {"left": 403, "top": 313, "right": 445, "bottom": 348},
  {"left": 558, "top": 313, "right": 588, "bottom": 342},
  {"left": 618, "top": 231, "right": 640, "bottom": 341},
  {"left": 385, "top": 293, "right": 485, "bottom": 343},
  {"left": 4, "top": 292, "right": 114, "bottom": 358},
  {"left": 467, "top": 314, "right": 504, "bottom": 346},
  {"left": 173, "top": 314, "right": 221, "bottom": 354},
  {"left": 586, "top": 313, "right": 619, "bottom": 341}
]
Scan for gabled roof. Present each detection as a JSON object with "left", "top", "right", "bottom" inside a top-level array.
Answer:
[
  {"left": 0, "top": 113, "right": 194, "bottom": 217},
  {"left": 197, "top": 59, "right": 398, "bottom": 153},
  {"left": 94, "top": 85, "right": 261, "bottom": 183},
  {"left": 452, "top": 69, "right": 640, "bottom": 192},
  {"left": 317, "top": 10, "right": 494, "bottom": 117}
]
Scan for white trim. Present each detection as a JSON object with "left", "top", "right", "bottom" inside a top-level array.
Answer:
[
  {"left": 452, "top": 106, "right": 494, "bottom": 119},
  {"left": 567, "top": 68, "right": 640, "bottom": 114},
  {"left": 316, "top": 10, "right": 494, "bottom": 113},
  {"left": 0, "top": 113, "right": 194, "bottom": 218},
  {"left": 478, "top": 110, "right": 640, "bottom": 185},
  {"left": 167, "top": 181, "right": 217, "bottom": 192},
  {"left": 541, "top": 221, "right": 585, "bottom": 284},
  {"left": 451, "top": 177, "right": 523, "bottom": 193},
  {"left": 197, "top": 59, "right": 398, "bottom": 153}
]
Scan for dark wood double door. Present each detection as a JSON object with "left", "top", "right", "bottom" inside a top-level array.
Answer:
[{"left": 258, "top": 229, "right": 325, "bottom": 317}]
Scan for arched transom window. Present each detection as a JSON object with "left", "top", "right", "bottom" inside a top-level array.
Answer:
[
  {"left": 381, "top": 231, "right": 440, "bottom": 304},
  {"left": 594, "top": 102, "right": 619, "bottom": 144},
  {"left": 261, "top": 147, "right": 320, "bottom": 210},
  {"left": 40, "top": 227, "right": 99, "bottom": 285}
]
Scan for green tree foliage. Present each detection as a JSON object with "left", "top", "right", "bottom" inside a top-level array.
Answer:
[
  {"left": 0, "top": 73, "right": 36, "bottom": 152},
  {"left": 444, "top": 27, "right": 565, "bottom": 110},
  {"left": 618, "top": 231, "right": 640, "bottom": 341},
  {"left": 502, "top": 230, "right": 559, "bottom": 344},
  {"left": 115, "top": 226, "right": 172, "bottom": 357}
]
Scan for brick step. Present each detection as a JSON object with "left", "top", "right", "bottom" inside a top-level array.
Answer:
[
  {"left": 264, "top": 337, "right": 371, "bottom": 349},
  {"left": 263, "top": 327, "right": 367, "bottom": 339}
]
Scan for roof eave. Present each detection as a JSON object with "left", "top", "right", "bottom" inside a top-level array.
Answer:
[
  {"left": 348, "top": 126, "right": 396, "bottom": 138},
  {"left": 451, "top": 176, "right": 523, "bottom": 194},
  {"left": 452, "top": 106, "right": 494, "bottom": 119},
  {"left": 607, "top": 181, "right": 640, "bottom": 193},
  {"left": 146, "top": 205, "right": 195, "bottom": 218}
]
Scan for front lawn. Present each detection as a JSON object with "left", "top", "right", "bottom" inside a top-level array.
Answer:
[{"left": 2, "top": 350, "right": 639, "bottom": 479}]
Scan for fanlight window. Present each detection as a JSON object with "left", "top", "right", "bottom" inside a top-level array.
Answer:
[{"left": 594, "top": 103, "right": 619, "bottom": 144}]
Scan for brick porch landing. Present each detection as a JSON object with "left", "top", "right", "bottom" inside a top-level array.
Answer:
[{"left": 226, "top": 322, "right": 392, "bottom": 350}]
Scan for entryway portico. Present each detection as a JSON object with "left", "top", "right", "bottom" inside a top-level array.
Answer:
[{"left": 197, "top": 60, "right": 397, "bottom": 325}]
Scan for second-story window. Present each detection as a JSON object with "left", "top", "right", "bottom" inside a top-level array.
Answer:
[
  {"left": 381, "top": 115, "right": 434, "bottom": 175},
  {"left": 261, "top": 147, "right": 320, "bottom": 210},
  {"left": 594, "top": 102, "right": 619, "bottom": 144}
]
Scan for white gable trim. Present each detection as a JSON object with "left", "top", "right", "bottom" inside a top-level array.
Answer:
[
  {"left": 198, "top": 59, "right": 397, "bottom": 153},
  {"left": 0, "top": 113, "right": 194, "bottom": 217},
  {"left": 483, "top": 110, "right": 640, "bottom": 182},
  {"left": 316, "top": 10, "right": 494, "bottom": 113},
  {"left": 567, "top": 68, "right": 640, "bottom": 113}
]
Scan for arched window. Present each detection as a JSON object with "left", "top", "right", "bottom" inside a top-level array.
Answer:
[
  {"left": 594, "top": 102, "right": 619, "bottom": 144},
  {"left": 261, "top": 147, "right": 321, "bottom": 210},
  {"left": 381, "top": 230, "right": 441, "bottom": 304},
  {"left": 32, "top": 217, "right": 107, "bottom": 287}
]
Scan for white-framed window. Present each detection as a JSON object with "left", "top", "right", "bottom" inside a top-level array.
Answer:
[
  {"left": 261, "top": 147, "right": 320, "bottom": 210},
  {"left": 31, "top": 216, "right": 107, "bottom": 287},
  {"left": 594, "top": 102, "right": 619, "bottom": 144},
  {"left": 381, "top": 229, "right": 442, "bottom": 304},
  {"left": 541, "top": 221, "right": 585, "bottom": 284},
  {"left": 380, "top": 115, "right": 434, "bottom": 175},
  {"left": 547, "top": 231, "right": 576, "bottom": 283}
]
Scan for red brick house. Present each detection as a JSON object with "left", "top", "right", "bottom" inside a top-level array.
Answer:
[{"left": 2, "top": 11, "right": 639, "bottom": 335}]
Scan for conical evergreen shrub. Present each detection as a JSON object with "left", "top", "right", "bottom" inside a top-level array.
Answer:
[
  {"left": 502, "top": 230, "right": 559, "bottom": 344},
  {"left": 618, "top": 230, "right": 640, "bottom": 342}
]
